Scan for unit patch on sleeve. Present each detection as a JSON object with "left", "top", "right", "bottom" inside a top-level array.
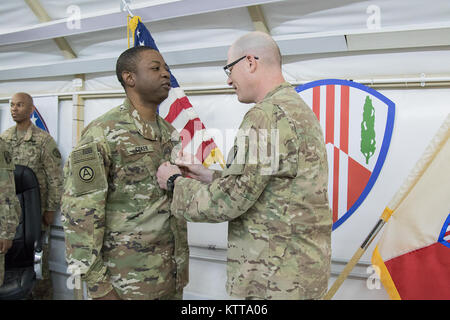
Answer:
[{"left": 71, "top": 143, "right": 107, "bottom": 196}]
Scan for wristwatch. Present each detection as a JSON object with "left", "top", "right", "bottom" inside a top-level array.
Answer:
[{"left": 167, "top": 173, "right": 182, "bottom": 192}]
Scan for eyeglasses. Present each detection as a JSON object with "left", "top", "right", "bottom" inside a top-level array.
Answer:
[{"left": 223, "top": 55, "right": 259, "bottom": 77}]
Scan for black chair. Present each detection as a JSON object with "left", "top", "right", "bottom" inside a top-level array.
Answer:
[{"left": 0, "top": 165, "right": 42, "bottom": 300}]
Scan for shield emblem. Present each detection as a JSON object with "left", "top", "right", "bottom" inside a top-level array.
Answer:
[
  {"left": 438, "top": 214, "right": 450, "bottom": 249},
  {"left": 296, "top": 79, "right": 395, "bottom": 230},
  {"left": 31, "top": 107, "right": 49, "bottom": 133}
]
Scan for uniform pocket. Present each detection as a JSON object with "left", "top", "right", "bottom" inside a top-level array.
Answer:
[
  {"left": 117, "top": 153, "right": 151, "bottom": 185},
  {"left": 117, "top": 144, "right": 155, "bottom": 184},
  {"left": 113, "top": 146, "right": 160, "bottom": 205}
]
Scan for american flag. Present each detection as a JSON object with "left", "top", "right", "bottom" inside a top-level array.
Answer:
[{"left": 130, "top": 17, "right": 224, "bottom": 168}]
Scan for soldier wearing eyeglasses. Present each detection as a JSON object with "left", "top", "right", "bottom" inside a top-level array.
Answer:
[{"left": 157, "top": 31, "right": 332, "bottom": 300}]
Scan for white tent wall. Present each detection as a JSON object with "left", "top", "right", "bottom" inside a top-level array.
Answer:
[
  {"left": 1, "top": 84, "right": 448, "bottom": 299},
  {"left": 0, "top": 0, "right": 449, "bottom": 300}
]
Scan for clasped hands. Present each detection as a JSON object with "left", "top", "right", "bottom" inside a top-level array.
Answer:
[{"left": 156, "top": 151, "right": 214, "bottom": 190}]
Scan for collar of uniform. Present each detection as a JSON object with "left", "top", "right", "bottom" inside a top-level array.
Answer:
[
  {"left": 2, "top": 126, "right": 15, "bottom": 141},
  {"left": 121, "top": 98, "right": 160, "bottom": 141},
  {"left": 158, "top": 117, "right": 174, "bottom": 145},
  {"left": 23, "top": 123, "right": 34, "bottom": 141},
  {"left": 10, "top": 123, "right": 34, "bottom": 142},
  {"left": 261, "top": 81, "right": 292, "bottom": 102}
]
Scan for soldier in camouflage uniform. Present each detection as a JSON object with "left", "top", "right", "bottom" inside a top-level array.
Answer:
[
  {"left": 0, "top": 138, "right": 20, "bottom": 287},
  {"left": 157, "top": 31, "right": 332, "bottom": 300},
  {"left": 1, "top": 92, "right": 63, "bottom": 299},
  {"left": 61, "top": 47, "right": 188, "bottom": 300}
]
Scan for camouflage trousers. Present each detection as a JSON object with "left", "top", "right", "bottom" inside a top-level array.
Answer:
[
  {"left": 0, "top": 253, "right": 4, "bottom": 287},
  {"left": 31, "top": 228, "right": 53, "bottom": 300}
]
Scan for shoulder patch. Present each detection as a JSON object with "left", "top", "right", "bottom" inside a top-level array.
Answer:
[
  {"left": 78, "top": 165, "right": 95, "bottom": 182},
  {"left": 222, "top": 144, "right": 245, "bottom": 177},
  {"left": 226, "top": 145, "right": 239, "bottom": 169},
  {"left": 70, "top": 143, "right": 107, "bottom": 196},
  {"left": 0, "top": 147, "right": 14, "bottom": 170},
  {"left": 72, "top": 145, "right": 95, "bottom": 164},
  {"left": 52, "top": 148, "right": 62, "bottom": 159},
  {"left": 4, "top": 150, "right": 12, "bottom": 164}
]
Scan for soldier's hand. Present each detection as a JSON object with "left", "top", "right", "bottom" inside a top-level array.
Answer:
[
  {"left": 0, "top": 239, "right": 13, "bottom": 254},
  {"left": 156, "top": 162, "right": 182, "bottom": 190},
  {"left": 93, "top": 288, "right": 121, "bottom": 300},
  {"left": 175, "top": 162, "right": 213, "bottom": 184},
  {"left": 43, "top": 211, "right": 55, "bottom": 226},
  {"left": 175, "top": 151, "right": 213, "bottom": 183}
]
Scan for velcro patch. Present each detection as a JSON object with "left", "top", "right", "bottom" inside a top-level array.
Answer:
[
  {"left": 52, "top": 148, "right": 62, "bottom": 159},
  {"left": 0, "top": 150, "right": 14, "bottom": 170},
  {"left": 226, "top": 145, "right": 239, "bottom": 169},
  {"left": 71, "top": 143, "right": 107, "bottom": 196},
  {"left": 72, "top": 146, "right": 96, "bottom": 164},
  {"left": 4, "top": 151, "right": 12, "bottom": 165}
]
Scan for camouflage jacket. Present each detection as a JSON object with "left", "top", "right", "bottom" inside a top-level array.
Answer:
[
  {"left": 61, "top": 99, "right": 189, "bottom": 300},
  {"left": 171, "top": 82, "right": 332, "bottom": 299},
  {"left": 0, "top": 138, "right": 20, "bottom": 240},
  {"left": 1, "top": 124, "right": 63, "bottom": 214}
]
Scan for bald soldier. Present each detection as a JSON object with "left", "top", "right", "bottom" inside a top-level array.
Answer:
[
  {"left": 1, "top": 92, "right": 63, "bottom": 299},
  {"left": 61, "top": 46, "right": 188, "bottom": 300},
  {"left": 157, "top": 31, "right": 332, "bottom": 300},
  {"left": 0, "top": 138, "right": 20, "bottom": 287}
]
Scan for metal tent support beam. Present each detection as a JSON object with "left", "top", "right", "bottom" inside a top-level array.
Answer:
[
  {"left": 247, "top": 5, "right": 270, "bottom": 34},
  {"left": 24, "top": 0, "right": 77, "bottom": 59},
  {"left": 0, "top": 0, "right": 284, "bottom": 47}
]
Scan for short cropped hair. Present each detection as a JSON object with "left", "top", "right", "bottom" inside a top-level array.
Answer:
[
  {"left": 231, "top": 31, "right": 282, "bottom": 67},
  {"left": 116, "top": 46, "right": 156, "bottom": 88}
]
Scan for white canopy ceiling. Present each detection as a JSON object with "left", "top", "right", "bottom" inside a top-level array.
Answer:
[{"left": 0, "top": 0, "right": 449, "bottom": 96}]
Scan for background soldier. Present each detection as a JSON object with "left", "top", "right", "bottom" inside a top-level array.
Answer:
[
  {"left": 0, "top": 138, "right": 20, "bottom": 287},
  {"left": 61, "top": 46, "right": 188, "bottom": 300},
  {"left": 1, "top": 92, "right": 63, "bottom": 299},
  {"left": 157, "top": 31, "right": 332, "bottom": 300}
]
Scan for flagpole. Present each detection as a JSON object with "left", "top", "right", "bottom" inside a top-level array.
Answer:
[
  {"left": 324, "top": 114, "right": 450, "bottom": 300},
  {"left": 323, "top": 212, "right": 389, "bottom": 300},
  {"left": 121, "top": 0, "right": 134, "bottom": 17}
]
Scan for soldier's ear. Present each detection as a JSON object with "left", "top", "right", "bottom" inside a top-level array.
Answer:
[
  {"left": 247, "top": 55, "right": 258, "bottom": 74},
  {"left": 122, "top": 71, "right": 135, "bottom": 88}
]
